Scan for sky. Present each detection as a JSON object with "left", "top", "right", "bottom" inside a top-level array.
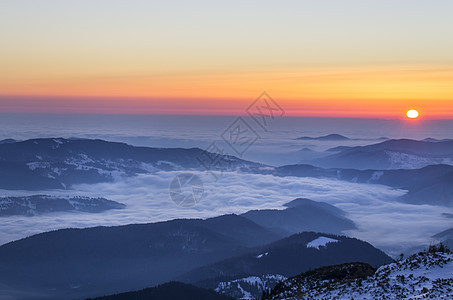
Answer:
[{"left": 1, "top": 0, "right": 453, "bottom": 118}]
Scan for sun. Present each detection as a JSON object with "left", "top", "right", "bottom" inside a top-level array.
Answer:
[{"left": 406, "top": 109, "right": 419, "bottom": 119}]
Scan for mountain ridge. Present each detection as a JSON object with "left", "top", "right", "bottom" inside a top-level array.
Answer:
[
  {"left": 268, "top": 246, "right": 453, "bottom": 299},
  {"left": 312, "top": 138, "right": 453, "bottom": 170},
  {"left": 0, "top": 137, "right": 263, "bottom": 190},
  {"left": 179, "top": 232, "right": 392, "bottom": 287},
  {"left": 0, "top": 202, "right": 372, "bottom": 300},
  {"left": 0, "top": 195, "right": 125, "bottom": 216},
  {"left": 296, "top": 134, "right": 350, "bottom": 141}
]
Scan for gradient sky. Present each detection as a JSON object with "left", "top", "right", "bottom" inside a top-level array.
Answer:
[{"left": 1, "top": 0, "right": 453, "bottom": 118}]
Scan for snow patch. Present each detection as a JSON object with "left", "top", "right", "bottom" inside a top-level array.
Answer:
[
  {"left": 369, "top": 171, "right": 384, "bottom": 182},
  {"left": 156, "top": 160, "right": 180, "bottom": 169},
  {"left": 385, "top": 151, "right": 450, "bottom": 169},
  {"left": 216, "top": 274, "right": 286, "bottom": 299},
  {"left": 27, "top": 162, "right": 50, "bottom": 170},
  {"left": 53, "top": 138, "right": 64, "bottom": 145},
  {"left": 307, "top": 236, "right": 339, "bottom": 250}
]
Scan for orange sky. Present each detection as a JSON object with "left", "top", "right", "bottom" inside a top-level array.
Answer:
[
  {"left": 1, "top": 65, "right": 452, "bottom": 118},
  {"left": 1, "top": 1, "right": 453, "bottom": 118}
]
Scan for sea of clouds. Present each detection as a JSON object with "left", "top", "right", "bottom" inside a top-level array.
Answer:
[
  {"left": 1, "top": 171, "right": 451, "bottom": 256},
  {"left": 1, "top": 114, "right": 453, "bottom": 255}
]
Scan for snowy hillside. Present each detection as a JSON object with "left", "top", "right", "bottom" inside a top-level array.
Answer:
[
  {"left": 307, "top": 236, "right": 339, "bottom": 249},
  {"left": 0, "top": 138, "right": 262, "bottom": 190},
  {"left": 215, "top": 275, "right": 286, "bottom": 299},
  {"left": 0, "top": 195, "right": 125, "bottom": 216},
  {"left": 268, "top": 245, "right": 453, "bottom": 299},
  {"left": 312, "top": 139, "right": 453, "bottom": 170}
]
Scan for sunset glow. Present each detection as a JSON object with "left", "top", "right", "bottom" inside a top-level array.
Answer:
[
  {"left": 1, "top": 0, "right": 453, "bottom": 118},
  {"left": 2, "top": 3, "right": 453, "bottom": 298}
]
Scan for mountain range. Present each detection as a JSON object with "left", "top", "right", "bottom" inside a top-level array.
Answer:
[
  {"left": 0, "top": 214, "right": 277, "bottom": 299},
  {"left": 0, "top": 195, "right": 125, "bottom": 216},
  {"left": 311, "top": 138, "right": 453, "bottom": 170},
  {"left": 1, "top": 136, "right": 451, "bottom": 299},
  {"left": 0, "top": 200, "right": 382, "bottom": 300},
  {"left": 1, "top": 138, "right": 452, "bottom": 207},
  {"left": 271, "top": 163, "right": 453, "bottom": 206},
  {"left": 296, "top": 134, "right": 351, "bottom": 141},
  {"left": 180, "top": 232, "right": 392, "bottom": 288},
  {"left": 0, "top": 138, "right": 261, "bottom": 190},
  {"left": 241, "top": 198, "right": 356, "bottom": 236}
]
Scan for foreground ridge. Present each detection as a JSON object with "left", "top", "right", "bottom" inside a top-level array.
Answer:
[{"left": 267, "top": 245, "right": 453, "bottom": 299}]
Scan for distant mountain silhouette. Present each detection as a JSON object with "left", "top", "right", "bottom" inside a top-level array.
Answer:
[
  {"left": 0, "top": 138, "right": 262, "bottom": 190},
  {"left": 0, "top": 195, "right": 125, "bottom": 216},
  {"left": 399, "top": 168, "right": 453, "bottom": 206},
  {"left": 312, "top": 139, "right": 453, "bottom": 170},
  {"left": 241, "top": 198, "right": 356, "bottom": 235},
  {"left": 422, "top": 138, "right": 453, "bottom": 143},
  {"left": 404, "top": 227, "right": 453, "bottom": 255},
  {"left": 326, "top": 145, "right": 353, "bottom": 152},
  {"left": 0, "top": 138, "right": 16, "bottom": 144},
  {"left": 296, "top": 134, "right": 350, "bottom": 141},
  {"left": 432, "top": 228, "right": 453, "bottom": 249},
  {"left": 3, "top": 137, "right": 452, "bottom": 207},
  {"left": 271, "top": 164, "right": 453, "bottom": 206},
  {"left": 433, "top": 228, "right": 453, "bottom": 240}
]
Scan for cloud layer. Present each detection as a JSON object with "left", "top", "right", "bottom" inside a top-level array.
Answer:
[{"left": 1, "top": 171, "right": 451, "bottom": 256}]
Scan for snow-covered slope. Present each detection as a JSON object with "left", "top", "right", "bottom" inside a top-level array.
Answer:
[
  {"left": 215, "top": 274, "right": 287, "bottom": 299},
  {"left": 307, "top": 237, "right": 339, "bottom": 250},
  {"left": 269, "top": 247, "right": 453, "bottom": 299},
  {"left": 0, "top": 195, "right": 125, "bottom": 216},
  {"left": 312, "top": 139, "right": 453, "bottom": 170},
  {"left": 0, "top": 138, "right": 262, "bottom": 190}
]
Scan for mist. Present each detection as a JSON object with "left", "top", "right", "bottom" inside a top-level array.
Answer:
[{"left": 1, "top": 170, "right": 451, "bottom": 255}]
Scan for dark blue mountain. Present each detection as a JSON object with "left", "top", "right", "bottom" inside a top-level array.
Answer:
[
  {"left": 0, "top": 195, "right": 125, "bottom": 216},
  {"left": 0, "top": 138, "right": 261, "bottom": 190},
  {"left": 0, "top": 200, "right": 364, "bottom": 300},
  {"left": 326, "top": 145, "right": 354, "bottom": 152},
  {"left": 296, "top": 134, "right": 350, "bottom": 141},
  {"left": 179, "top": 232, "right": 392, "bottom": 286},
  {"left": 312, "top": 139, "right": 453, "bottom": 170},
  {"left": 241, "top": 198, "right": 356, "bottom": 235},
  {"left": 0, "top": 214, "right": 281, "bottom": 299},
  {"left": 0, "top": 138, "right": 16, "bottom": 144},
  {"left": 89, "top": 282, "right": 233, "bottom": 300},
  {"left": 270, "top": 164, "right": 453, "bottom": 206},
  {"left": 432, "top": 228, "right": 453, "bottom": 249}
]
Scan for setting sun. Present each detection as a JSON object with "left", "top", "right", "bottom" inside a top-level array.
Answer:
[{"left": 406, "top": 109, "right": 420, "bottom": 119}]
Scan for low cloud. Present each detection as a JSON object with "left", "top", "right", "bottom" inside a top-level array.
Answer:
[{"left": 0, "top": 172, "right": 451, "bottom": 256}]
